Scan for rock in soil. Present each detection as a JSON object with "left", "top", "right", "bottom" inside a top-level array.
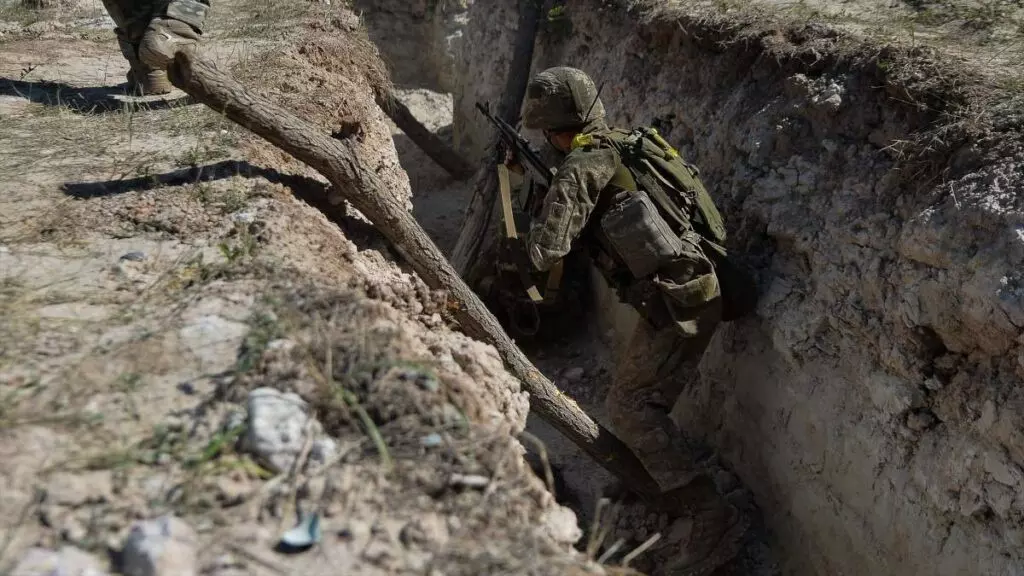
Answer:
[
  {"left": 120, "top": 515, "right": 198, "bottom": 576},
  {"left": 243, "top": 387, "right": 335, "bottom": 473}
]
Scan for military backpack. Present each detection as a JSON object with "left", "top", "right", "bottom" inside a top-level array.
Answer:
[{"left": 572, "top": 127, "right": 758, "bottom": 322}]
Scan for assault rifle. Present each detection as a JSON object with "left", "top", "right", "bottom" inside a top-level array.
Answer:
[
  {"left": 475, "top": 101, "right": 555, "bottom": 189},
  {"left": 475, "top": 102, "right": 562, "bottom": 317}
]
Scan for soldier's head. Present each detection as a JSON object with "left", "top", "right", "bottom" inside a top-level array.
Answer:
[{"left": 522, "top": 66, "right": 605, "bottom": 152}]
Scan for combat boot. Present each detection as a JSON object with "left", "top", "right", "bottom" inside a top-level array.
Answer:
[
  {"left": 658, "top": 476, "right": 749, "bottom": 576},
  {"left": 137, "top": 0, "right": 208, "bottom": 71},
  {"left": 118, "top": 37, "right": 173, "bottom": 95}
]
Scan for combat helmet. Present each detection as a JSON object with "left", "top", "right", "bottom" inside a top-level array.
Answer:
[{"left": 522, "top": 66, "right": 605, "bottom": 132}]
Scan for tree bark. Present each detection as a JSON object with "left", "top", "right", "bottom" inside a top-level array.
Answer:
[
  {"left": 166, "top": 51, "right": 661, "bottom": 498},
  {"left": 376, "top": 90, "right": 475, "bottom": 182},
  {"left": 448, "top": 0, "right": 545, "bottom": 277}
]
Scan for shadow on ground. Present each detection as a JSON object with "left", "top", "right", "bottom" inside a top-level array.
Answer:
[
  {"left": 1, "top": 77, "right": 193, "bottom": 114},
  {"left": 60, "top": 160, "right": 387, "bottom": 249}
]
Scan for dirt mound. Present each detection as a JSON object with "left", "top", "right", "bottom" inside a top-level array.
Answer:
[{"left": 0, "top": 0, "right": 607, "bottom": 574}]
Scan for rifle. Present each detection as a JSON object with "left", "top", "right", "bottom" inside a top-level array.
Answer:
[
  {"left": 475, "top": 102, "right": 564, "bottom": 321},
  {"left": 475, "top": 101, "right": 555, "bottom": 189}
]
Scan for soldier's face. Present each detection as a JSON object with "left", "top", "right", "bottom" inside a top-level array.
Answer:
[{"left": 543, "top": 130, "right": 572, "bottom": 153}]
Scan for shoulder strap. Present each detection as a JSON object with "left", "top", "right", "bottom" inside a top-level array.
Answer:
[{"left": 588, "top": 129, "right": 693, "bottom": 234}]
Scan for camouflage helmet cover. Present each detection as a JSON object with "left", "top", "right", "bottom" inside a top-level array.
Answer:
[{"left": 522, "top": 66, "right": 605, "bottom": 131}]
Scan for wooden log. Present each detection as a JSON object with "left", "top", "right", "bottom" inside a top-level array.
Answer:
[
  {"left": 449, "top": 0, "right": 545, "bottom": 277},
  {"left": 166, "top": 51, "right": 661, "bottom": 498},
  {"left": 376, "top": 90, "right": 475, "bottom": 181}
]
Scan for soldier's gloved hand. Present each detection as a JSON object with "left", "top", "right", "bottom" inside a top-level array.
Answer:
[{"left": 503, "top": 146, "right": 524, "bottom": 175}]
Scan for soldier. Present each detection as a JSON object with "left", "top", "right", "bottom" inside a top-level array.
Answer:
[
  {"left": 513, "top": 66, "right": 750, "bottom": 572},
  {"left": 99, "top": 0, "right": 209, "bottom": 95}
]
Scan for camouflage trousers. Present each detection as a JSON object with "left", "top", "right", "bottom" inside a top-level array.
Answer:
[
  {"left": 100, "top": 0, "right": 209, "bottom": 42},
  {"left": 605, "top": 298, "right": 722, "bottom": 493}
]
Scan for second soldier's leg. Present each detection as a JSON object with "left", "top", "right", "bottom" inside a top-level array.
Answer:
[
  {"left": 99, "top": 0, "right": 209, "bottom": 95},
  {"left": 100, "top": 0, "right": 163, "bottom": 93},
  {"left": 138, "top": 0, "right": 209, "bottom": 70}
]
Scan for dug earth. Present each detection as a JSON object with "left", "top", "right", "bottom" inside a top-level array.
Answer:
[{"left": 448, "top": 1, "right": 1024, "bottom": 575}]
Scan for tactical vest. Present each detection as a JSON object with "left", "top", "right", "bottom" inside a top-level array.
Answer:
[{"left": 572, "top": 127, "right": 757, "bottom": 323}]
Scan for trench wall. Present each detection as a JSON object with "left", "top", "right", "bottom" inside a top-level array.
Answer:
[
  {"left": 351, "top": 0, "right": 471, "bottom": 92},
  {"left": 453, "top": 2, "right": 1024, "bottom": 575}
]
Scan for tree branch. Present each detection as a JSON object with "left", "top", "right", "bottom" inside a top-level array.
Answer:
[{"left": 166, "top": 50, "right": 661, "bottom": 497}]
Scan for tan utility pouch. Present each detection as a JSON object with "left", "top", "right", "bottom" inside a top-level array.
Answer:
[
  {"left": 652, "top": 245, "right": 721, "bottom": 337},
  {"left": 599, "top": 190, "right": 683, "bottom": 279}
]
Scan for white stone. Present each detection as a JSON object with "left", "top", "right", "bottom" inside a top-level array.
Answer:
[
  {"left": 245, "top": 387, "right": 315, "bottom": 473},
  {"left": 120, "top": 516, "right": 198, "bottom": 576},
  {"left": 541, "top": 506, "right": 582, "bottom": 545}
]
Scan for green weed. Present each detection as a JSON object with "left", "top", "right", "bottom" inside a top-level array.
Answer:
[{"left": 235, "top": 311, "right": 281, "bottom": 373}]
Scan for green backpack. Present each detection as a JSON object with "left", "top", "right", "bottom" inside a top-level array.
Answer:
[{"left": 573, "top": 127, "right": 758, "bottom": 322}]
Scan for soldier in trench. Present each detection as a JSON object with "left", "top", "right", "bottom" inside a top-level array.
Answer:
[
  {"left": 98, "top": 0, "right": 210, "bottom": 95},
  {"left": 508, "top": 66, "right": 752, "bottom": 571}
]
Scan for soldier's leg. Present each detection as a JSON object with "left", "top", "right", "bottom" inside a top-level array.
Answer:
[
  {"left": 605, "top": 317, "right": 716, "bottom": 493},
  {"left": 607, "top": 307, "right": 748, "bottom": 574},
  {"left": 99, "top": 0, "right": 208, "bottom": 95},
  {"left": 138, "top": 0, "right": 208, "bottom": 70}
]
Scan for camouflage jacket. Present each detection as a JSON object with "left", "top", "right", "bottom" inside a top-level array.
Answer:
[
  {"left": 525, "top": 119, "right": 619, "bottom": 272},
  {"left": 524, "top": 120, "right": 723, "bottom": 337}
]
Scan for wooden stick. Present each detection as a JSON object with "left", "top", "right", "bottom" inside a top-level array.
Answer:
[
  {"left": 449, "top": 0, "right": 545, "bottom": 277},
  {"left": 166, "top": 51, "right": 661, "bottom": 497},
  {"left": 375, "top": 90, "right": 475, "bottom": 181}
]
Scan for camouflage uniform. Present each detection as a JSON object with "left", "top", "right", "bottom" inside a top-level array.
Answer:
[
  {"left": 520, "top": 66, "right": 743, "bottom": 572},
  {"left": 100, "top": 0, "right": 209, "bottom": 94},
  {"left": 522, "top": 66, "right": 722, "bottom": 492}
]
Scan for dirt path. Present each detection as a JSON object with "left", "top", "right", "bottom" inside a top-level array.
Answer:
[{"left": 386, "top": 88, "right": 472, "bottom": 256}]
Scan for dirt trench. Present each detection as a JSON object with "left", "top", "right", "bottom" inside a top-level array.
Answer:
[
  {"left": 355, "top": 1, "right": 1024, "bottom": 576},
  {"left": 356, "top": 5, "right": 780, "bottom": 576}
]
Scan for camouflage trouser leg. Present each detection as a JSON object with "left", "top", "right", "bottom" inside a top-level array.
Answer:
[
  {"left": 100, "top": 0, "right": 209, "bottom": 40},
  {"left": 100, "top": 0, "right": 157, "bottom": 41},
  {"left": 99, "top": 0, "right": 209, "bottom": 93},
  {"left": 605, "top": 305, "right": 720, "bottom": 494}
]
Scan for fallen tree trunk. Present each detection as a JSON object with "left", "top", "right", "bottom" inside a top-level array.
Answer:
[
  {"left": 376, "top": 90, "right": 475, "bottom": 181},
  {"left": 166, "top": 51, "right": 662, "bottom": 498},
  {"left": 449, "top": 0, "right": 545, "bottom": 278}
]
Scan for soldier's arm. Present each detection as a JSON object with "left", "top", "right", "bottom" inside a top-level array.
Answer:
[{"left": 525, "top": 148, "right": 618, "bottom": 271}]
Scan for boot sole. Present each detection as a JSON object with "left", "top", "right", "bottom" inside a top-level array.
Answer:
[
  {"left": 109, "top": 90, "right": 191, "bottom": 105},
  {"left": 659, "top": 508, "right": 751, "bottom": 576}
]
